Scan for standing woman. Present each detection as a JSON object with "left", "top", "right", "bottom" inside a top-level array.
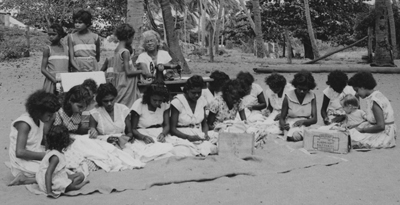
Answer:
[
  {"left": 110, "top": 23, "right": 142, "bottom": 108},
  {"left": 136, "top": 30, "right": 177, "bottom": 81},
  {"left": 168, "top": 75, "right": 216, "bottom": 157},
  {"left": 41, "top": 24, "right": 69, "bottom": 94},
  {"left": 348, "top": 71, "right": 396, "bottom": 149},
  {"left": 127, "top": 83, "right": 174, "bottom": 162},
  {"left": 68, "top": 10, "right": 100, "bottom": 72},
  {"left": 279, "top": 70, "right": 318, "bottom": 142}
]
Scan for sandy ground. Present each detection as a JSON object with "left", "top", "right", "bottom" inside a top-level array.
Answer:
[{"left": 1, "top": 50, "right": 400, "bottom": 204}]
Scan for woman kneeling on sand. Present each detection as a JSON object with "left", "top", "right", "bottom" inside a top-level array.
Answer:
[
  {"left": 125, "top": 83, "right": 174, "bottom": 162},
  {"left": 8, "top": 90, "right": 61, "bottom": 186},
  {"left": 347, "top": 71, "right": 396, "bottom": 149}
]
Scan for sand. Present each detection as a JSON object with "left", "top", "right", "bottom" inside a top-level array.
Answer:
[{"left": 1, "top": 50, "right": 400, "bottom": 204}]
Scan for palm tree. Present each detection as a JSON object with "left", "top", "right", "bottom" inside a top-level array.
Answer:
[
  {"left": 127, "top": 0, "right": 145, "bottom": 50},
  {"left": 386, "top": 0, "right": 397, "bottom": 59},
  {"left": 253, "top": 0, "right": 265, "bottom": 58},
  {"left": 159, "top": 0, "right": 190, "bottom": 73},
  {"left": 304, "top": 0, "right": 319, "bottom": 59},
  {"left": 372, "top": 0, "right": 394, "bottom": 66},
  {"left": 239, "top": 0, "right": 255, "bottom": 31},
  {"left": 214, "top": 0, "right": 225, "bottom": 53}
]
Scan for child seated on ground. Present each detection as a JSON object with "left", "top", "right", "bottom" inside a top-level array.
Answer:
[
  {"left": 319, "top": 94, "right": 367, "bottom": 131},
  {"left": 36, "top": 125, "right": 89, "bottom": 198}
]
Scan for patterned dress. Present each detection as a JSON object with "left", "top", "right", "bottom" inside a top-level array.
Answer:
[
  {"left": 349, "top": 91, "right": 396, "bottom": 149},
  {"left": 53, "top": 108, "right": 82, "bottom": 132},
  {"left": 42, "top": 45, "right": 69, "bottom": 94},
  {"left": 209, "top": 95, "right": 244, "bottom": 127}
]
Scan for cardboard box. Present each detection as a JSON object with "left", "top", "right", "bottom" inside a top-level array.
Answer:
[
  {"left": 303, "top": 129, "right": 350, "bottom": 154},
  {"left": 218, "top": 132, "right": 254, "bottom": 158}
]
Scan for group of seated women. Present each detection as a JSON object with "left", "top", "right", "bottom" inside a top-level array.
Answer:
[{"left": 8, "top": 68, "right": 396, "bottom": 187}]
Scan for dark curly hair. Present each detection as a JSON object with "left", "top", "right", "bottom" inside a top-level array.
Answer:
[
  {"left": 326, "top": 70, "right": 348, "bottom": 93},
  {"left": 209, "top": 70, "right": 230, "bottom": 93},
  {"left": 142, "top": 83, "right": 170, "bottom": 104},
  {"left": 265, "top": 73, "right": 286, "bottom": 90},
  {"left": 236, "top": 71, "right": 254, "bottom": 95},
  {"left": 46, "top": 125, "right": 71, "bottom": 152},
  {"left": 49, "top": 24, "right": 67, "bottom": 38},
  {"left": 73, "top": 10, "right": 93, "bottom": 26},
  {"left": 63, "top": 85, "right": 92, "bottom": 114},
  {"left": 96, "top": 83, "right": 118, "bottom": 106},
  {"left": 183, "top": 75, "right": 205, "bottom": 93},
  {"left": 291, "top": 70, "right": 316, "bottom": 90},
  {"left": 221, "top": 79, "right": 247, "bottom": 103},
  {"left": 348, "top": 71, "right": 377, "bottom": 90},
  {"left": 115, "top": 23, "right": 135, "bottom": 41},
  {"left": 82, "top": 78, "right": 98, "bottom": 95},
  {"left": 26, "top": 90, "right": 61, "bottom": 120}
]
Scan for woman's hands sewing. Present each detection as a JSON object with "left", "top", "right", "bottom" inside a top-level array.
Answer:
[{"left": 88, "top": 128, "right": 98, "bottom": 139}]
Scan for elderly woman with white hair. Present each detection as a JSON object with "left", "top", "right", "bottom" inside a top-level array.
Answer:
[{"left": 136, "top": 30, "right": 178, "bottom": 81}]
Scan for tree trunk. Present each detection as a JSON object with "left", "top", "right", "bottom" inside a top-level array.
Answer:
[
  {"left": 209, "top": 26, "right": 214, "bottom": 62},
  {"left": 372, "top": 0, "right": 395, "bottom": 66},
  {"left": 284, "top": 28, "right": 292, "bottom": 64},
  {"left": 127, "top": 0, "right": 145, "bottom": 51},
  {"left": 386, "top": 0, "right": 397, "bottom": 59},
  {"left": 25, "top": 25, "right": 30, "bottom": 57},
  {"left": 184, "top": 7, "right": 187, "bottom": 45},
  {"left": 215, "top": 0, "right": 225, "bottom": 54},
  {"left": 368, "top": 26, "right": 373, "bottom": 63},
  {"left": 159, "top": 0, "right": 191, "bottom": 73},
  {"left": 252, "top": 0, "right": 265, "bottom": 58},
  {"left": 304, "top": 0, "right": 319, "bottom": 59},
  {"left": 239, "top": 0, "right": 256, "bottom": 31},
  {"left": 303, "top": 37, "right": 314, "bottom": 59},
  {"left": 201, "top": 0, "right": 206, "bottom": 48}
]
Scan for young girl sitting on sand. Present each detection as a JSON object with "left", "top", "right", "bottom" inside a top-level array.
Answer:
[
  {"left": 68, "top": 10, "right": 100, "bottom": 72},
  {"left": 41, "top": 24, "right": 69, "bottom": 94},
  {"left": 111, "top": 23, "right": 142, "bottom": 108},
  {"left": 8, "top": 90, "right": 61, "bottom": 186},
  {"left": 36, "top": 125, "right": 89, "bottom": 199},
  {"left": 280, "top": 70, "right": 318, "bottom": 142}
]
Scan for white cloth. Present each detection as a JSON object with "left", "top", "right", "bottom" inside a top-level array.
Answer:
[
  {"left": 8, "top": 113, "right": 45, "bottom": 177},
  {"left": 285, "top": 89, "right": 315, "bottom": 137},
  {"left": 90, "top": 103, "right": 130, "bottom": 135},
  {"left": 130, "top": 98, "right": 170, "bottom": 128},
  {"left": 237, "top": 83, "right": 266, "bottom": 122},
  {"left": 36, "top": 150, "right": 72, "bottom": 196},
  {"left": 125, "top": 98, "right": 173, "bottom": 163},
  {"left": 168, "top": 94, "right": 217, "bottom": 156},
  {"left": 323, "top": 86, "right": 355, "bottom": 116},
  {"left": 265, "top": 83, "right": 294, "bottom": 123},
  {"left": 345, "top": 109, "right": 366, "bottom": 127},
  {"left": 136, "top": 50, "right": 172, "bottom": 77}
]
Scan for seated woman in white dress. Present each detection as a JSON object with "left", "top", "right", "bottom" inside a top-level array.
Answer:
[
  {"left": 280, "top": 70, "right": 318, "bottom": 142},
  {"left": 347, "top": 71, "right": 396, "bottom": 149},
  {"left": 168, "top": 75, "right": 217, "bottom": 157},
  {"left": 8, "top": 90, "right": 61, "bottom": 186},
  {"left": 264, "top": 73, "right": 294, "bottom": 123},
  {"left": 127, "top": 83, "right": 174, "bottom": 162},
  {"left": 88, "top": 82, "right": 132, "bottom": 148},
  {"left": 320, "top": 70, "right": 355, "bottom": 125},
  {"left": 236, "top": 71, "right": 266, "bottom": 122},
  {"left": 201, "top": 70, "right": 230, "bottom": 107}
]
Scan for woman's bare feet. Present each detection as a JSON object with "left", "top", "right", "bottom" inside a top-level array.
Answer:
[{"left": 8, "top": 172, "right": 36, "bottom": 186}]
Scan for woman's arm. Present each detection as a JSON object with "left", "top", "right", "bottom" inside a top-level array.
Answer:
[
  {"left": 138, "top": 63, "right": 153, "bottom": 78},
  {"left": 279, "top": 96, "right": 290, "bottom": 130},
  {"left": 130, "top": 111, "right": 154, "bottom": 143},
  {"left": 170, "top": 105, "right": 202, "bottom": 141},
  {"left": 88, "top": 115, "right": 98, "bottom": 138},
  {"left": 157, "top": 109, "right": 171, "bottom": 142},
  {"left": 207, "top": 112, "right": 217, "bottom": 130},
  {"left": 67, "top": 35, "right": 79, "bottom": 72},
  {"left": 266, "top": 98, "right": 273, "bottom": 113},
  {"left": 358, "top": 102, "right": 385, "bottom": 133},
  {"left": 95, "top": 35, "right": 100, "bottom": 62},
  {"left": 239, "top": 109, "right": 247, "bottom": 121},
  {"left": 100, "top": 58, "right": 109, "bottom": 72},
  {"left": 302, "top": 98, "right": 318, "bottom": 126},
  {"left": 122, "top": 51, "right": 142, "bottom": 77},
  {"left": 45, "top": 155, "right": 59, "bottom": 197},
  {"left": 15, "top": 122, "right": 45, "bottom": 160},
  {"left": 201, "top": 108, "right": 209, "bottom": 139},
  {"left": 124, "top": 114, "right": 133, "bottom": 140},
  {"left": 321, "top": 95, "right": 330, "bottom": 124},
  {"left": 40, "top": 47, "right": 57, "bottom": 83},
  {"left": 250, "top": 93, "right": 267, "bottom": 111}
]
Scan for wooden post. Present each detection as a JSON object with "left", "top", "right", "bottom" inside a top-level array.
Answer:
[
  {"left": 285, "top": 28, "right": 292, "bottom": 64},
  {"left": 25, "top": 25, "right": 30, "bottom": 57},
  {"left": 368, "top": 27, "right": 373, "bottom": 63}
]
